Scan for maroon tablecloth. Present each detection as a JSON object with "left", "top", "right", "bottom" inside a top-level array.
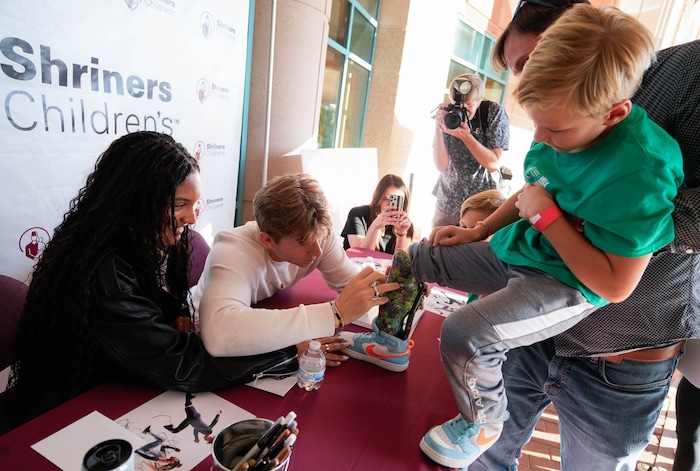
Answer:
[{"left": 0, "top": 249, "right": 458, "bottom": 470}]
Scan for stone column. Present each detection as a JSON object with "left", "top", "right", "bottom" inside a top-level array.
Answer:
[{"left": 241, "top": 0, "right": 332, "bottom": 222}]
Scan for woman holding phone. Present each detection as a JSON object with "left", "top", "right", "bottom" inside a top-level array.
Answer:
[{"left": 341, "top": 174, "right": 414, "bottom": 254}]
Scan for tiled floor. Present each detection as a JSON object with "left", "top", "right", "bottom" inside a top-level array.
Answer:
[{"left": 518, "top": 372, "right": 682, "bottom": 471}]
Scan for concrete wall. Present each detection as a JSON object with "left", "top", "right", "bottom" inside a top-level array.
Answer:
[{"left": 242, "top": 0, "right": 332, "bottom": 222}]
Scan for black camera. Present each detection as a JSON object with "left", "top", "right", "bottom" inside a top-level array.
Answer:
[{"left": 443, "top": 79, "right": 473, "bottom": 130}]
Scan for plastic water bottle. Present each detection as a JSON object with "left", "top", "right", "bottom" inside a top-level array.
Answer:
[{"left": 297, "top": 340, "right": 326, "bottom": 391}]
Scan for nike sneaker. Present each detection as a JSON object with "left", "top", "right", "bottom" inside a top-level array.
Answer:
[
  {"left": 419, "top": 412, "right": 510, "bottom": 468},
  {"left": 337, "top": 318, "right": 414, "bottom": 372},
  {"left": 376, "top": 248, "right": 426, "bottom": 339}
]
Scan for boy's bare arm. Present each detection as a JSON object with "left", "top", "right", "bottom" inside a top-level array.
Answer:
[
  {"left": 518, "top": 183, "right": 652, "bottom": 302},
  {"left": 539, "top": 217, "right": 652, "bottom": 302}
]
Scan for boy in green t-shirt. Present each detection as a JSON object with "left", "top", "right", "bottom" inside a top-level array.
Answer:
[{"left": 408, "top": 5, "right": 684, "bottom": 469}]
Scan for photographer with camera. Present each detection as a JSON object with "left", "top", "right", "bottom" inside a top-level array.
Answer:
[
  {"left": 431, "top": 74, "right": 510, "bottom": 227},
  {"left": 341, "top": 174, "right": 414, "bottom": 254}
]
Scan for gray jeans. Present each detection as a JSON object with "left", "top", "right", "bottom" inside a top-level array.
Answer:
[{"left": 407, "top": 240, "right": 596, "bottom": 424}]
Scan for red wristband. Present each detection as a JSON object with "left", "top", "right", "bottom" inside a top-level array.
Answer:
[{"left": 529, "top": 205, "right": 563, "bottom": 232}]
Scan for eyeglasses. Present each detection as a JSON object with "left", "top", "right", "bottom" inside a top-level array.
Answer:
[{"left": 512, "top": 0, "right": 559, "bottom": 19}]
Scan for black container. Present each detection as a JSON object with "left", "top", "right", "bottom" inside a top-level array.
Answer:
[{"left": 82, "top": 439, "right": 133, "bottom": 471}]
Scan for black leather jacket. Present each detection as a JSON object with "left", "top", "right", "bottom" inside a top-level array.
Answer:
[
  {"left": 5, "top": 253, "right": 300, "bottom": 431},
  {"left": 94, "top": 253, "right": 298, "bottom": 392}
]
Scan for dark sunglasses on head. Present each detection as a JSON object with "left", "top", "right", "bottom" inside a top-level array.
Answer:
[{"left": 512, "top": 0, "right": 559, "bottom": 19}]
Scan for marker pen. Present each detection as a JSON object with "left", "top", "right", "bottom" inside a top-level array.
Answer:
[{"left": 231, "top": 416, "right": 284, "bottom": 471}]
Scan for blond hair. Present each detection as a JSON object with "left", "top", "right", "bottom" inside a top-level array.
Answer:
[
  {"left": 254, "top": 173, "right": 332, "bottom": 244},
  {"left": 514, "top": 5, "right": 656, "bottom": 117},
  {"left": 460, "top": 189, "right": 506, "bottom": 217}
]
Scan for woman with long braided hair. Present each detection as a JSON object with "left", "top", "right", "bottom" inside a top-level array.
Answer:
[{"left": 3, "top": 132, "right": 297, "bottom": 431}]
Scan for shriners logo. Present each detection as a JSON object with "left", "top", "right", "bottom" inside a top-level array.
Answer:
[
  {"left": 192, "top": 141, "right": 226, "bottom": 160},
  {"left": 201, "top": 12, "right": 215, "bottom": 38},
  {"left": 193, "top": 141, "right": 205, "bottom": 161},
  {"left": 19, "top": 227, "right": 51, "bottom": 261},
  {"left": 124, "top": 0, "right": 176, "bottom": 17},
  {"left": 197, "top": 79, "right": 210, "bottom": 103},
  {"left": 200, "top": 11, "right": 236, "bottom": 41},
  {"left": 196, "top": 79, "right": 229, "bottom": 102},
  {"left": 195, "top": 198, "right": 205, "bottom": 219}
]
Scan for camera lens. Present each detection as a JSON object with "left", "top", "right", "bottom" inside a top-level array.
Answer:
[{"left": 444, "top": 111, "right": 463, "bottom": 130}]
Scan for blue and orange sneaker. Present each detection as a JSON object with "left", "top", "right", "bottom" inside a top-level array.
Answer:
[
  {"left": 419, "top": 412, "right": 510, "bottom": 468},
  {"left": 337, "top": 318, "right": 414, "bottom": 372}
]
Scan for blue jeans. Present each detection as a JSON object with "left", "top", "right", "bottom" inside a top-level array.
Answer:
[{"left": 470, "top": 339, "right": 679, "bottom": 471}]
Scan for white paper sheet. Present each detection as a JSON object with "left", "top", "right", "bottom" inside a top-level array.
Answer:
[
  {"left": 423, "top": 286, "right": 470, "bottom": 317},
  {"left": 115, "top": 391, "right": 254, "bottom": 470},
  {"left": 246, "top": 374, "right": 298, "bottom": 397},
  {"left": 32, "top": 410, "right": 146, "bottom": 470}
]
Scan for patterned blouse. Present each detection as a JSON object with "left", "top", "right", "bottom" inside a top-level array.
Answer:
[{"left": 432, "top": 100, "right": 510, "bottom": 220}]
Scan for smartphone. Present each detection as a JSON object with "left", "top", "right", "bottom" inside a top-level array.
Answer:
[{"left": 388, "top": 194, "right": 404, "bottom": 217}]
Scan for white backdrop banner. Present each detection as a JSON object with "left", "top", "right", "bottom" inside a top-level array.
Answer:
[{"left": 0, "top": 0, "right": 249, "bottom": 281}]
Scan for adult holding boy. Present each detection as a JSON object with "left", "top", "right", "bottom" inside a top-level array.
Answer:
[
  {"left": 412, "top": 5, "right": 683, "bottom": 469},
  {"left": 469, "top": 1, "right": 700, "bottom": 469}
]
